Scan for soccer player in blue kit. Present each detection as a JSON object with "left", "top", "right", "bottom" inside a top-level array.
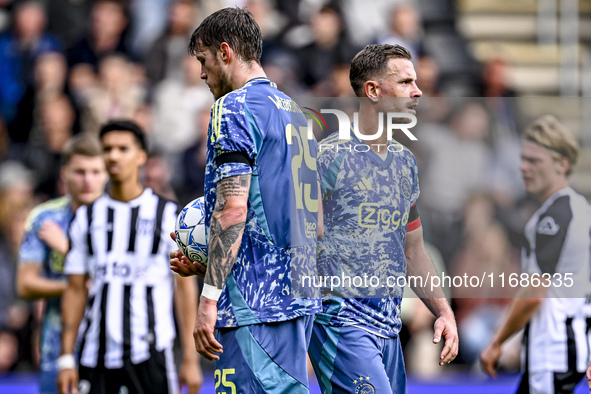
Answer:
[
  {"left": 307, "top": 44, "right": 459, "bottom": 393},
  {"left": 169, "top": 7, "right": 321, "bottom": 393},
  {"left": 17, "top": 134, "right": 108, "bottom": 394}
]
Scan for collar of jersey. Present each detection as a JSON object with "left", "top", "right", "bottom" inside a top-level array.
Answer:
[
  {"left": 350, "top": 125, "right": 394, "bottom": 169},
  {"left": 539, "top": 186, "right": 572, "bottom": 211},
  {"left": 106, "top": 188, "right": 151, "bottom": 206},
  {"left": 242, "top": 77, "right": 270, "bottom": 88}
]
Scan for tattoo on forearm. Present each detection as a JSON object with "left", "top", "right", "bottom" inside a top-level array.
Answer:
[
  {"left": 207, "top": 174, "right": 250, "bottom": 288},
  {"left": 215, "top": 194, "right": 227, "bottom": 212},
  {"left": 205, "top": 217, "right": 245, "bottom": 288}
]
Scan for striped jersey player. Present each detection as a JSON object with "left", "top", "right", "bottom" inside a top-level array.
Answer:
[{"left": 481, "top": 115, "right": 591, "bottom": 394}]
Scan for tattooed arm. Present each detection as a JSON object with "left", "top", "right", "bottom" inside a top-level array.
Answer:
[
  {"left": 204, "top": 173, "right": 251, "bottom": 289},
  {"left": 194, "top": 173, "right": 250, "bottom": 360}
]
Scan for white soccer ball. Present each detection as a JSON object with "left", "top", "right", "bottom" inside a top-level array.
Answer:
[{"left": 175, "top": 197, "right": 208, "bottom": 265}]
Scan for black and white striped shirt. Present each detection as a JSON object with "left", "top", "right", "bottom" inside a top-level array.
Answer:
[
  {"left": 65, "top": 188, "right": 178, "bottom": 369},
  {"left": 522, "top": 187, "right": 591, "bottom": 373}
]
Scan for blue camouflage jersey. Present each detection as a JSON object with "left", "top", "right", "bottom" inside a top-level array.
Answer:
[
  {"left": 315, "top": 131, "right": 420, "bottom": 338},
  {"left": 204, "top": 77, "right": 320, "bottom": 328},
  {"left": 19, "top": 196, "right": 72, "bottom": 378}
]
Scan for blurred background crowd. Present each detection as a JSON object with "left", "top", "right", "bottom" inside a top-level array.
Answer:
[{"left": 0, "top": 0, "right": 589, "bottom": 380}]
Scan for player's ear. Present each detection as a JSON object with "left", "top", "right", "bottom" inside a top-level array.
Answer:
[
  {"left": 137, "top": 149, "right": 148, "bottom": 167},
  {"left": 59, "top": 165, "right": 67, "bottom": 184},
  {"left": 364, "top": 80, "right": 380, "bottom": 102},
  {"left": 219, "top": 42, "right": 231, "bottom": 64},
  {"left": 556, "top": 156, "right": 570, "bottom": 176}
]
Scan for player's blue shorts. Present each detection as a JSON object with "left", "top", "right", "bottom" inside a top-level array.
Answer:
[
  {"left": 39, "top": 367, "right": 58, "bottom": 394},
  {"left": 215, "top": 315, "right": 314, "bottom": 393},
  {"left": 308, "top": 323, "right": 407, "bottom": 394}
]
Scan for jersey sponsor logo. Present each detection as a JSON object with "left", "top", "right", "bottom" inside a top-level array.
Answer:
[
  {"left": 353, "top": 377, "right": 375, "bottom": 394},
  {"left": 96, "top": 262, "right": 132, "bottom": 279},
  {"left": 358, "top": 202, "right": 408, "bottom": 230},
  {"left": 305, "top": 219, "right": 317, "bottom": 239},
  {"left": 401, "top": 176, "right": 412, "bottom": 200},
  {"left": 537, "top": 216, "right": 560, "bottom": 235},
  {"left": 89, "top": 224, "right": 107, "bottom": 232},
  {"left": 136, "top": 218, "right": 155, "bottom": 235}
]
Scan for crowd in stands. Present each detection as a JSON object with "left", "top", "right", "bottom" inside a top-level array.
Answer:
[{"left": 0, "top": 0, "right": 558, "bottom": 377}]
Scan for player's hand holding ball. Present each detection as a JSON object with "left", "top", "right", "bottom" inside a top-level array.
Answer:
[{"left": 169, "top": 197, "right": 208, "bottom": 278}]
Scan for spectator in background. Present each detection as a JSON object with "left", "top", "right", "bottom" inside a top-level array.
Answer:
[
  {"left": 379, "top": 3, "right": 423, "bottom": 62},
  {"left": 45, "top": 0, "right": 94, "bottom": 48},
  {"left": 479, "top": 57, "right": 516, "bottom": 98},
  {"left": 0, "top": 1, "right": 61, "bottom": 137},
  {"left": 0, "top": 117, "right": 10, "bottom": 163},
  {"left": 0, "top": 161, "right": 34, "bottom": 326},
  {"left": 150, "top": 54, "right": 211, "bottom": 162},
  {"left": 260, "top": 52, "right": 302, "bottom": 98},
  {"left": 339, "top": 0, "right": 392, "bottom": 47},
  {"left": 247, "top": 0, "right": 289, "bottom": 65},
  {"left": 81, "top": 54, "right": 146, "bottom": 134},
  {"left": 24, "top": 95, "right": 76, "bottom": 199},
  {"left": 451, "top": 193, "right": 520, "bottom": 365},
  {"left": 248, "top": 0, "right": 287, "bottom": 41},
  {"left": 479, "top": 58, "right": 524, "bottom": 208},
  {"left": 66, "top": 0, "right": 130, "bottom": 70},
  {"left": 144, "top": 0, "right": 197, "bottom": 87},
  {"left": 417, "top": 101, "right": 492, "bottom": 266},
  {"left": 0, "top": 0, "right": 11, "bottom": 32},
  {"left": 297, "top": 4, "right": 358, "bottom": 94},
  {"left": 128, "top": 0, "right": 173, "bottom": 57},
  {"left": 329, "top": 63, "right": 355, "bottom": 97},
  {"left": 131, "top": 102, "right": 153, "bottom": 136},
  {"left": 10, "top": 51, "right": 76, "bottom": 161},
  {"left": 413, "top": 55, "right": 451, "bottom": 126},
  {"left": 142, "top": 153, "right": 176, "bottom": 201},
  {"left": 172, "top": 106, "right": 209, "bottom": 206},
  {"left": 67, "top": 63, "right": 98, "bottom": 113},
  {"left": 416, "top": 56, "right": 441, "bottom": 98}
]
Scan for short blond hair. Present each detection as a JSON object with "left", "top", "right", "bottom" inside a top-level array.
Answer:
[
  {"left": 62, "top": 133, "right": 103, "bottom": 166},
  {"left": 524, "top": 115, "right": 579, "bottom": 176}
]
